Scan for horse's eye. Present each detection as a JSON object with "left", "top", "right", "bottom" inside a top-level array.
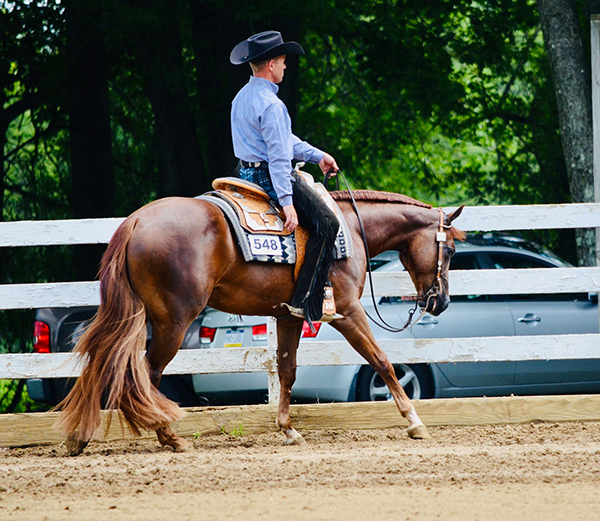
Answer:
[{"left": 447, "top": 247, "right": 456, "bottom": 258}]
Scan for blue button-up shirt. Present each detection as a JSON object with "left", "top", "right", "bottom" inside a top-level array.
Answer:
[{"left": 231, "top": 76, "right": 324, "bottom": 207}]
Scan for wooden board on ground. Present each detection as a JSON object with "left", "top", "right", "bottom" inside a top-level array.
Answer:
[{"left": 3, "top": 394, "right": 600, "bottom": 447}]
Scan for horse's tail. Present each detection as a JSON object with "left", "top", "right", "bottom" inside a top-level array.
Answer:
[{"left": 54, "top": 217, "right": 184, "bottom": 442}]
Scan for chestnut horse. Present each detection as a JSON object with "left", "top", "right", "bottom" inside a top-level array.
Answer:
[{"left": 55, "top": 189, "right": 464, "bottom": 455}]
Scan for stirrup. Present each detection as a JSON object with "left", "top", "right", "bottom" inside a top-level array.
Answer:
[
  {"left": 319, "top": 311, "right": 344, "bottom": 323},
  {"left": 279, "top": 302, "right": 343, "bottom": 322}
]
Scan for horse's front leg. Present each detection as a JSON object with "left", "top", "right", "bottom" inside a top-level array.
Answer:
[
  {"left": 331, "top": 304, "right": 430, "bottom": 439},
  {"left": 275, "top": 318, "right": 305, "bottom": 445}
]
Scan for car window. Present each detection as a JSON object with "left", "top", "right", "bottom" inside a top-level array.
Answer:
[
  {"left": 450, "top": 254, "right": 479, "bottom": 271},
  {"left": 449, "top": 254, "right": 487, "bottom": 302},
  {"left": 486, "top": 252, "right": 589, "bottom": 302},
  {"left": 487, "top": 252, "right": 553, "bottom": 270}
]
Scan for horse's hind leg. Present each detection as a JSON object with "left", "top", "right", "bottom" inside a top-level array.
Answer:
[
  {"left": 332, "top": 304, "right": 430, "bottom": 439},
  {"left": 145, "top": 320, "right": 195, "bottom": 452},
  {"left": 275, "top": 318, "right": 305, "bottom": 445}
]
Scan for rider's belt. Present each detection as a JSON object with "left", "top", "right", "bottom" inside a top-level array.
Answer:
[{"left": 240, "top": 160, "right": 269, "bottom": 169}]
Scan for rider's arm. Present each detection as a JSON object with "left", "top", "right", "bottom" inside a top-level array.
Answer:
[
  {"left": 260, "top": 102, "right": 295, "bottom": 207},
  {"left": 292, "top": 136, "right": 338, "bottom": 176}
]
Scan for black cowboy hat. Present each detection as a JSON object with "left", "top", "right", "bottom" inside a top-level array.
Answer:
[{"left": 230, "top": 30, "right": 304, "bottom": 65}]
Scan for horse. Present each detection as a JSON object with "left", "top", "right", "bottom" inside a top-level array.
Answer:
[{"left": 55, "top": 188, "right": 464, "bottom": 455}]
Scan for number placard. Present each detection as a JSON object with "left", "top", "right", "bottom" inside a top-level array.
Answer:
[{"left": 249, "top": 235, "right": 284, "bottom": 256}]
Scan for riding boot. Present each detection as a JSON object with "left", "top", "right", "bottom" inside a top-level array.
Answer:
[
  {"left": 284, "top": 234, "right": 342, "bottom": 325},
  {"left": 290, "top": 234, "right": 325, "bottom": 310},
  {"left": 280, "top": 171, "right": 342, "bottom": 324}
]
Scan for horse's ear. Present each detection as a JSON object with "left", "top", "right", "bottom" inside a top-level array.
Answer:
[{"left": 446, "top": 204, "right": 465, "bottom": 224}]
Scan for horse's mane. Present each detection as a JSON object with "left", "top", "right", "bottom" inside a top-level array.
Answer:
[
  {"left": 331, "top": 190, "right": 432, "bottom": 209},
  {"left": 331, "top": 190, "right": 466, "bottom": 241}
]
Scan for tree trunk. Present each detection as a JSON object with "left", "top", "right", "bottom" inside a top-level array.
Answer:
[
  {"left": 65, "top": 0, "right": 116, "bottom": 280},
  {"left": 190, "top": 3, "right": 249, "bottom": 180},
  {"left": 537, "top": 0, "right": 595, "bottom": 266},
  {"left": 136, "top": 0, "right": 207, "bottom": 197}
]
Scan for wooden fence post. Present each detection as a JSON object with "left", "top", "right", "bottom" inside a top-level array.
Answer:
[{"left": 267, "top": 316, "right": 279, "bottom": 404}]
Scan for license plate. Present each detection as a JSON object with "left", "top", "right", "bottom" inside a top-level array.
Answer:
[
  {"left": 249, "top": 235, "right": 283, "bottom": 257},
  {"left": 224, "top": 329, "right": 244, "bottom": 347}
]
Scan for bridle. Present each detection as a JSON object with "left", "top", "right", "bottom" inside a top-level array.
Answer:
[
  {"left": 418, "top": 208, "right": 452, "bottom": 314},
  {"left": 328, "top": 171, "right": 451, "bottom": 333}
]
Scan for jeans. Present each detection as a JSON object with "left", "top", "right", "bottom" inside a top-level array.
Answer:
[{"left": 239, "top": 166, "right": 279, "bottom": 203}]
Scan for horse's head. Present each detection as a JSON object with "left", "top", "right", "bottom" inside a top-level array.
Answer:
[{"left": 398, "top": 205, "right": 465, "bottom": 316}]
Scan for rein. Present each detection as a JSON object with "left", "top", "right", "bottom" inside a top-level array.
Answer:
[{"left": 327, "top": 171, "right": 449, "bottom": 333}]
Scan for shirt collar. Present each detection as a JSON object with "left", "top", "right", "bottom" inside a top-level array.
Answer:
[{"left": 249, "top": 75, "right": 279, "bottom": 94}]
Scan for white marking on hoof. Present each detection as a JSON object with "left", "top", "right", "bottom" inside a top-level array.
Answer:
[
  {"left": 406, "top": 408, "right": 430, "bottom": 439},
  {"left": 407, "top": 424, "right": 431, "bottom": 439},
  {"left": 283, "top": 428, "right": 305, "bottom": 446}
]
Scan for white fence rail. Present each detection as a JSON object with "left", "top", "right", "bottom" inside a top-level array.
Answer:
[{"left": 1, "top": 203, "right": 599, "bottom": 394}]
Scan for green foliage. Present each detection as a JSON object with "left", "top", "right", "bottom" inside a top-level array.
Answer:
[
  {"left": 221, "top": 424, "right": 245, "bottom": 437},
  {"left": 298, "top": 0, "right": 567, "bottom": 210},
  {"left": 0, "top": 380, "right": 32, "bottom": 413}
]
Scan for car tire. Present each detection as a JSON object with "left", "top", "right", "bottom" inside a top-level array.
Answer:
[
  {"left": 158, "top": 375, "right": 201, "bottom": 407},
  {"left": 355, "top": 364, "right": 434, "bottom": 401}
]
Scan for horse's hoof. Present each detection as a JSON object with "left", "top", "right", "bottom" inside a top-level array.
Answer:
[
  {"left": 172, "top": 438, "right": 192, "bottom": 453},
  {"left": 65, "top": 435, "right": 89, "bottom": 456},
  {"left": 283, "top": 429, "right": 305, "bottom": 446},
  {"left": 407, "top": 424, "right": 431, "bottom": 440}
]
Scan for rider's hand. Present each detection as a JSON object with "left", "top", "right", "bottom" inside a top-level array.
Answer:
[
  {"left": 283, "top": 205, "right": 299, "bottom": 232},
  {"left": 319, "top": 153, "right": 339, "bottom": 177}
]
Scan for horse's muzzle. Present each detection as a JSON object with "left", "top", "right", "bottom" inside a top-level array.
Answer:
[{"left": 418, "top": 293, "right": 450, "bottom": 316}]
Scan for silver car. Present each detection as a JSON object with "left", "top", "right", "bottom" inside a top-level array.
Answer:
[{"left": 191, "top": 235, "right": 599, "bottom": 405}]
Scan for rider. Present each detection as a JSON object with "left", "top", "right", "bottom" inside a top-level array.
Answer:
[{"left": 230, "top": 30, "right": 341, "bottom": 324}]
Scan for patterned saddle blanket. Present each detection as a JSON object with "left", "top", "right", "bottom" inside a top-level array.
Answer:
[{"left": 196, "top": 173, "right": 353, "bottom": 266}]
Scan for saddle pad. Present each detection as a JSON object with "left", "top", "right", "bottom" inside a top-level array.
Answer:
[
  {"left": 197, "top": 193, "right": 297, "bottom": 263},
  {"left": 196, "top": 184, "right": 353, "bottom": 265}
]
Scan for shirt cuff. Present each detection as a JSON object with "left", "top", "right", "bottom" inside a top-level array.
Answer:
[
  {"left": 309, "top": 148, "right": 325, "bottom": 164},
  {"left": 279, "top": 194, "right": 293, "bottom": 207}
]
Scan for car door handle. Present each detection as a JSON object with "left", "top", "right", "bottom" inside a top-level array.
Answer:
[
  {"left": 518, "top": 313, "right": 541, "bottom": 323},
  {"left": 416, "top": 316, "right": 439, "bottom": 326}
]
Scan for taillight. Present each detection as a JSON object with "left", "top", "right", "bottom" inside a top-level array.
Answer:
[
  {"left": 33, "top": 321, "right": 51, "bottom": 353},
  {"left": 301, "top": 321, "right": 322, "bottom": 338},
  {"left": 252, "top": 323, "right": 267, "bottom": 342},
  {"left": 199, "top": 326, "right": 216, "bottom": 345}
]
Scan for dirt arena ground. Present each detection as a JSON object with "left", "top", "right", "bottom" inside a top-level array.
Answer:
[{"left": 2, "top": 421, "right": 600, "bottom": 520}]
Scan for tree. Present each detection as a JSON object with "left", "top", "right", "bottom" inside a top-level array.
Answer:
[
  {"left": 110, "top": 0, "right": 208, "bottom": 197},
  {"left": 536, "top": 0, "right": 594, "bottom": 266},
  {"left": 65, "top": 0, "right": 116, "bottom": 280}
]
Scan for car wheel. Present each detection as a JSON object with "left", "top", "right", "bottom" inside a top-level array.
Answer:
[
  {"left": 356, "top": 364, "right": 434, "bottom": 401},
  {"left": 158, "top": 375, "right": 201, "bottom": 407}
]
